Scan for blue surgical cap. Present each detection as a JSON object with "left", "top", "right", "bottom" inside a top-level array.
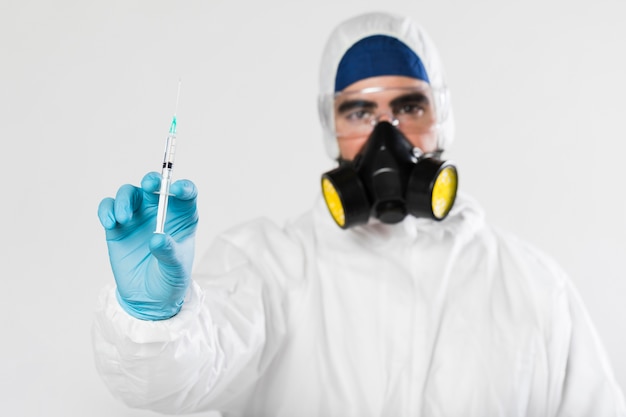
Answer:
[{"left": 334, "top": 34, "right": 430, "bottom": 92}]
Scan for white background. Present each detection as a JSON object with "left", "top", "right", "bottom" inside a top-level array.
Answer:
[{"left": 1, "top": 0, "right": 625, "bottom": 416}]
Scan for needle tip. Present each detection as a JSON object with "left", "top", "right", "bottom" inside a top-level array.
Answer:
[{"left": 169, "top": 116, "right": 177, "bottom": 134}]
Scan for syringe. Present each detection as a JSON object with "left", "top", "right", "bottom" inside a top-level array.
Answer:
[{"left": 154, "top": 80, "right": 181, "bottom": 234}]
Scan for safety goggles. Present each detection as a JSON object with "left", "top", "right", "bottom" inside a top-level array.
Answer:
[{"left": 331, "top": 86, "right": 439, "bottom": 139}]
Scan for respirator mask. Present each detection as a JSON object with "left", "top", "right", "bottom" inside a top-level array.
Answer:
[{"left": 320, "top": 85, "right": 458, "bottom": 229}]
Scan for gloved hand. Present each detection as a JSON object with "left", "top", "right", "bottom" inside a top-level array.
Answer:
[{"left": 97, "top": 172, "right": 199, "bottom": 320}]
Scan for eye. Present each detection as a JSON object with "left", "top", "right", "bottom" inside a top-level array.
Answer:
[
  {"left": 336, "top": 99, "right": 377, "bottom": 124},
  {"left": 391, "top": 92, "right": 431, "bottom": 118},
  {"left": 395, "top": 102, "right": 426, "bottom": 117},
  {"left": 345, "top": 109, "right": 373, "bottom": 122}
]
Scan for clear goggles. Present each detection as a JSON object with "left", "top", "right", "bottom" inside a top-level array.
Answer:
[{"left": 327, "top": 85, "right": 441, "bottom": 139}]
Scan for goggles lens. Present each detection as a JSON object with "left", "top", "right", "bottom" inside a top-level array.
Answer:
[{"left": 332, "top": 86, "right": 438, "bottom": 139}]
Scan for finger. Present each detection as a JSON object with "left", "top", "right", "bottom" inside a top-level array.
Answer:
[
  {"left": 170, "top": 179, "right": 198, "bottom": 201},
  {"left": 113, "top": 184, "right": 143, "bottom": 225},
  {"left": 141, "top": 171, "right": 162, "bottom": 194},
  {"left": 97, "top": 197, "right": 117, "bottom": 230}
]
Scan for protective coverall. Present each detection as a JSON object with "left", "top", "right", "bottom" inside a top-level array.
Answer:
[{"left": 92, "top": 11, "right": 626, "bottom": 417}]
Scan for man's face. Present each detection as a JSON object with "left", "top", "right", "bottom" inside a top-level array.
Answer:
[{"left": 334, "top": 75, "right": 438, "bottom": 160}]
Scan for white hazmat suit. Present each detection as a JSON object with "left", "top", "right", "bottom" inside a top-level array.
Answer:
[{"left": 92, "top": 12, "right": 626, "bottom": 417}]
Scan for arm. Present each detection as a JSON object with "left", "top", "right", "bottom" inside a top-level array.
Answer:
[{"left": 93, "top": 176, "right": 291, "bottom": 413}]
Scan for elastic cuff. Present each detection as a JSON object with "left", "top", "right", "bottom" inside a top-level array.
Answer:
[
  {"left": 114, "top": 289, "right": 183, "bottom": 321},
  {"left": 95, "top": 282, "right": 205, "bottom": 344}
]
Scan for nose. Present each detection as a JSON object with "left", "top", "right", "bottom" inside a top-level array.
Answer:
[{"left": 372, "top": 111, "right": 399, "bottom": 127}]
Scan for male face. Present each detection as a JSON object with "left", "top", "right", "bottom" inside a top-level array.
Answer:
[{"left": 334, "top": 75, "right": 438, "bottom": 161}]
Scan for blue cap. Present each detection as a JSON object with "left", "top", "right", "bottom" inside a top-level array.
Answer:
[{"left": 334, "top": 35, "right": 429, "bottom": 92}]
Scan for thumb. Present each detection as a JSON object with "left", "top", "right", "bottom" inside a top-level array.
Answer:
[
  {"left": 149, "top": 233, "right": 190, "bottom": 288},
  {"left": 149, "top": 233, "right": 179, "bottom": 267}
]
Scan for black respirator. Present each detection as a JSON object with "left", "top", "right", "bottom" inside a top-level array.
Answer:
[{"left": 321, "top": 121, "right": 458, "bottom": 229}]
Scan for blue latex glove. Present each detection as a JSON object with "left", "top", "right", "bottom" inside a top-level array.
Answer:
[{"left": 97, "top": 172, "right": 199, "bottom": 320}]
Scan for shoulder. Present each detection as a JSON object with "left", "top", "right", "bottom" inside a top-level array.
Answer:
[
  {"left": 457, "top": 212, "right": 571, "bottom": 328},
  {"left": 452, "top": 192, "right": 568, "bottom": 284},
  {"left": 443, "top": 194, "right": 571, "bottom": 313},
  {"left": 486, "top": 225, "right": 569, "bottom": 287}
]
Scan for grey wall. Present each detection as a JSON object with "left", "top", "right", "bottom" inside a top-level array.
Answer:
[{"left": 1, "top": 0, "right": 625, "bottom": 415}]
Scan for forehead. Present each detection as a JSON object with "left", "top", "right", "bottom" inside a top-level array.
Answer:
[{"left": 340, "top": 75, "right": 429, "bottom": 93}]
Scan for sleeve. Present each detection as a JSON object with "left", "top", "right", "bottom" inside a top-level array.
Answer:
[
  {"left": 92, "top": 220, "right": 300, "bottom": 415},
  {"left": 552, "top": 279, "right": 626, "bottom": 416}
]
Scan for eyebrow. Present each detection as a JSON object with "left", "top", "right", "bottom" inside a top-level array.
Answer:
[
  {"left": 389, "top": 92, "right": 430, "bottom": 108},
  {"left": 337, "top": 92, "right": 431, "bottom": 114},
  {"left": 337, "top": 99, "right": 377, "bottom": 114}
]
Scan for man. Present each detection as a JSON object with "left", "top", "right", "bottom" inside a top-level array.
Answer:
[{"left": 93, "top": 11, "right": 625, "bottom": 416}]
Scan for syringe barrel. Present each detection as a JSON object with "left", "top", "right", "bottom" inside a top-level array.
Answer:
[
  {"left": 161, "top": 134, "right": 177, "bottom": 166},
  {"left": 154, "top": 133, "right": 176, "bottom": 234},
  {"left": 154, "top": 168, "right": 172, "bottom": 234}
]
